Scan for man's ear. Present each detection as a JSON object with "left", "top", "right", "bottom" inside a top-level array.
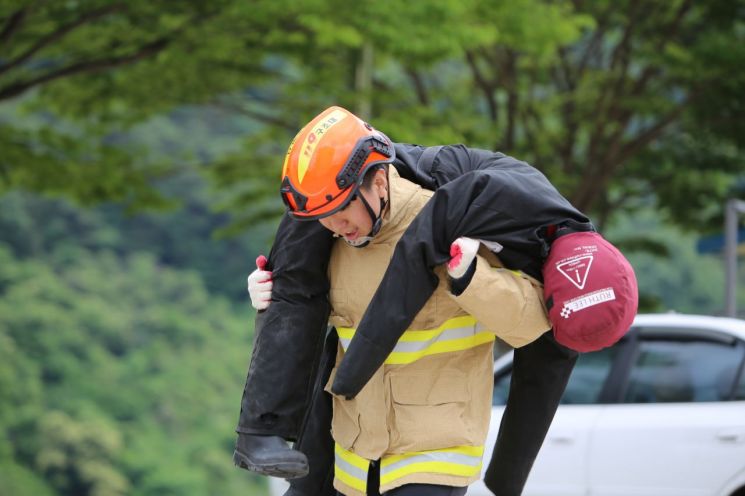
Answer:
[{"left": 373, "top": 168, "right": 388, "bottom": 197}]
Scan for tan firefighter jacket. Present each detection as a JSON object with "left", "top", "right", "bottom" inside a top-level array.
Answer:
[{"left": 326, "top": 169, "right": 550, "bottom": 495}]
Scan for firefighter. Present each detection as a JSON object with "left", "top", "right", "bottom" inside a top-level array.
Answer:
[
  {"left": 261, "top": 107, "right": 557, "bottom": 495},
  {"left": 235, "top": 106, "right": 608, "bottom": 495}
]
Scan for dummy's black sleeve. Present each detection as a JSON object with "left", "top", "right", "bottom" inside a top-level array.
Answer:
[
  {"left": 237, "top": 214, "right": 333, "bottom": 437},
  {"left": 331, "top": 164, "right": 587, "bottom": 398}
]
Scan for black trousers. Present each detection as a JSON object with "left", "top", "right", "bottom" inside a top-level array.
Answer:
[
  {"left": 236, "top": 214, "right": 578, "bottom": 496},
  {"left": 236, "top": 214, "right": 334, "bottom": 439},
  {"left": 382, "top": 485, "right": 467, "bottom": 496},
  {"left": 288, "top": 328, "right": 337, "bottom": 496}
]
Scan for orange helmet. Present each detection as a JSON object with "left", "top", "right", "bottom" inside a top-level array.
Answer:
[{"left": 280, "top": 106, "right": 395, "bottom": 220}]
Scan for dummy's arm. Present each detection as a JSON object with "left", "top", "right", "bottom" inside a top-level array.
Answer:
[
  {"left": 332, "top": 159, "right": 588, "bottom": 398},
  {"left": 331, "top": 170, "right": 514, "bottom": 398},
  {"left": 451, "top": 252, "right": 550, "bottom": 348}
]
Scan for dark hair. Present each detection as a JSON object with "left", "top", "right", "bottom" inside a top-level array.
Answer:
[{"left": 360, "top": 164, "right": 389, "bottom": 190}]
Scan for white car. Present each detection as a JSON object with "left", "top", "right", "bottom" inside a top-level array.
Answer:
[{"left": 271, "top": 313, "right": 745, "bottom": 496}]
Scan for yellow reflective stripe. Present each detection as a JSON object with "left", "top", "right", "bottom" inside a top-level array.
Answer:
[
  {"left": 297, "top": 108, "right": 347, "bottom": 183},
  {"left": 335, "top": 467, "right": 367, "bottom": 493},
  {"left": 337, "top": 327, "right": 355, "bottom": 340},
  {"left": 396, "top": 328, "right": 445, "bottom": 341},
  {"left": 337, "top": 316, "right": 494, "bottom": 364},
  {"left": 397, "top": 316, "right": 478, "bottom": 341},
  {"left": 380, "top": 461, "right": 482, "bottom": 484},
  {"left": 379, "top": 446, "right": 485, "bottom": 486},
  {"left": 337, "top": 315, "right": 477, "bottom": 342},
  {"left": 381, "top": 445, "right": 484, "bottom": 467},
  {"left": 385, "top": 332, "right": 495, "bottom": 365},
  {"left": 281, "top": 136, "right": 296, "bottom": 179},
  {"left": 492, "top": 266, "right": 530, "bottom": 279},
  {"left": 334, "top": 443, "right": 369, "bottom": 471},
  {"left": 334, "top": 444, "right": 368, "bottom": 493}
]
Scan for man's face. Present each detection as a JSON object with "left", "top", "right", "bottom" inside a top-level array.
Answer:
[{"left": 318, "top": 186, "right": 379, "bottom": 243}]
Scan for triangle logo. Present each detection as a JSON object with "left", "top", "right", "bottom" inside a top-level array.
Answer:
[{"left": 556, "top": 255, "right": 593, "bottom": 290}]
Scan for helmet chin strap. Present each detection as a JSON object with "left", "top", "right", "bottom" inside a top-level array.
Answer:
[{"left": 344, "top": 193, "right": 387, "bottom": 248}]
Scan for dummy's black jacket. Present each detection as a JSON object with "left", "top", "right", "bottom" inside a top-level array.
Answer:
[{"left": 331, "top": 143, "right": 591, "bottom": 398}]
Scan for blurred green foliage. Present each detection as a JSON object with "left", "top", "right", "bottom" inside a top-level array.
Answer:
[
  {"left": 609, "top": 209, "right": 745, "bottom": 314},
  {"left": 0, "top": 243, "right": 267, "bottom": 495},
  {"left": 0, "top": 152, "right": 280, "bottom": 299}
]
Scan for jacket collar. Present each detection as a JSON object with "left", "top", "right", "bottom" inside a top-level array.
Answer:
[{"left": 375, "top": 168, "right": 422, "bottom": 243}]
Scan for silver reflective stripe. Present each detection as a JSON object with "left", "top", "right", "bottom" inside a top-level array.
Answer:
[
  {"left": 392, "top": 326, "right": 476, "bottom": 352},
  {"left": 335, "top": 451, "right": 368, "bottom": 481},
  {"left": 381, "top": 450, "right": 482, "bottom": 476},
  {"left": 338, "top": 321, "right": 483, "bottom": 353}
]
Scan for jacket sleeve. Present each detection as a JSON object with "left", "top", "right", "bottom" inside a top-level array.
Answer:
[
  {"left": 331, "top": 164, "right": 589, "bottom": 398},
  {"left": 393, "top": 143, "right": 477, "bottom": 188},
  {"left": 452, "top": 252, "right": 550, "bottom": 348},
  {"left": 330, "top": 170, "right": 525, "bottom": 398}
]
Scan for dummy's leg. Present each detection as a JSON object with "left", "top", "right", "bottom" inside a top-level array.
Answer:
[
  {"left": 235, "top": 213, "right": 334, "bottom": 478},
  {"left": 483, "top": 331, "right": 578, "bottom": 496},
  {"left": 283, "top": 329, "right": 337, "bottom": 496},
  {"left": 383, "top": 484, "right": 467, "bottom": 495}
]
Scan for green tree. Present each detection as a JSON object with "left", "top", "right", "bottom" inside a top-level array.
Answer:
[
  {"left": 457, "top": 0, "right": 745, "bottom": 229},
  {"left": 2, "top": 0, "right": 742, "bottom": 230},
  {"left": 0, "top": 174, "right": 272, "bottom": 301},
  {"left": 0, "top": 245, "right": 267, "bottom": 495},
  {"left": 1, "top": 0, "right": 208, "bottom": 208}
]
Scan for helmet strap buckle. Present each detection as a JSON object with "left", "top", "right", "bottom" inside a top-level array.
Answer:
[{"left": 351, "top": 192, "right": 387, "bottom": 248}]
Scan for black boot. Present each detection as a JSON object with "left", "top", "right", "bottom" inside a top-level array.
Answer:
[{"left": 233, "top": 433, "right": 309, "bottom": 479}]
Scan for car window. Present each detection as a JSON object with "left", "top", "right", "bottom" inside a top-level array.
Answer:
[
  {"left": 560, "top": 346, "right": 617, "bottom": 405},
  {"left": 492, "top": 346, "right": 617, "bottom": 406},
  {"left": 734, "top": 365, "right": 745, "bottom": 401},
  {"left": 623, "top": 339, "right": 745, "bottom": 403},
  {"left": 493, "top": 369, "right": 512, "bottom": 406}
]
